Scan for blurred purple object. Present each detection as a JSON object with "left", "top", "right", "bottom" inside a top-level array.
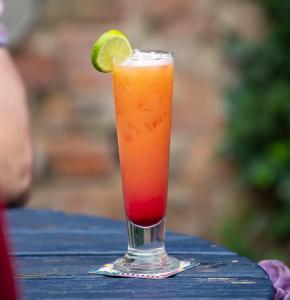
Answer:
[
  {"left": 0, "top": 0, "right": 8, "bottom": 46},
  {"left": 259, "top": 260, "right": 290, "bottom": 300}
]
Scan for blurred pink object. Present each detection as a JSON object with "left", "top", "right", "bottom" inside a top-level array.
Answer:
[
  {"left": 0, "top": 0, "right": 8, "bottom": 46},
  {"left": 0, "top": 198, "right": 18, "bottom": 300},
  {"left": 259, "top": 260, "right": 290, "bottom": 300}
]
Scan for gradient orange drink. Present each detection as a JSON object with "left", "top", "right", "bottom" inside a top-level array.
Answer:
[{"left": 112, "top": 51, "right": 173, "bottom": 227}]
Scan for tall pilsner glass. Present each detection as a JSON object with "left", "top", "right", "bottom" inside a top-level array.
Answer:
[{"left": 112, "top": 50, "right": 179, "bottom": 274}]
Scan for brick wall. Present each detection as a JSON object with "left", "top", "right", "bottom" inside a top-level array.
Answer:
[{"left": 11, "top": 0, "right": 265, "bottom": 239}]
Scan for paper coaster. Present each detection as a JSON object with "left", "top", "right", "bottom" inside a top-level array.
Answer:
[{"left": 89, "top": 260, "right": 199, "bottom": 279}]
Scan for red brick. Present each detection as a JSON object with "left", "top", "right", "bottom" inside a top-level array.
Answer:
[
  {"left": 40, "top": 94, "right": 73, "bottom": 129},
  {"left": 55, "top": 24, "right": 112, "bottom": 93},
  {"left": 173, "top": 71, "right": 223, "bottom": 131},
  {"left": 43, "top": 0, "right": 123, "bottom": 22},
  {"left": 28, "top": 178, "right": 124, "bottom": 220},
  {"left": 13, "top": 51, "right": 57, "bottom": 90},
  {"left": 46, "top": 136, "right": 114, "bottom": 177}
]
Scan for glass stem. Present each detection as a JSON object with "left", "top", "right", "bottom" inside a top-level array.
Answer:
[
  {"left": 113, "top": 218, "right": 179, "bottom": 273},
  {"left": 127, "top": 219, "right": 165, "bottom": 255}
]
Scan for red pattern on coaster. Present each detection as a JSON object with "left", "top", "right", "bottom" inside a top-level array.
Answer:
[{"left": 89, "top": 260, "right": 199, "bottom": 279}]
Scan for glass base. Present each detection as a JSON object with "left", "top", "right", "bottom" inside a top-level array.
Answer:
[{"left": 113, "top": 218, "right": 180, "bottom": 274}]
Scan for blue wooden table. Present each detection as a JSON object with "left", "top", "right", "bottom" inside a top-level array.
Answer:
[{"left": 8, "top": 209, "right": 274, "bottom": 299}]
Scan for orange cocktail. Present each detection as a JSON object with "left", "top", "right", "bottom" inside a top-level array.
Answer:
[
  {"left": 112, "top": 50, "right": 173, "bottom": 227},
  {"left": 90, "top": 31, "right": 184, "bottom": 275}
]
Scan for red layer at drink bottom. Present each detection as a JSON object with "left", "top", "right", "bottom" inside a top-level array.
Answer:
[{"left": 124, "top": 193, "right": 166, "bottom": 227}]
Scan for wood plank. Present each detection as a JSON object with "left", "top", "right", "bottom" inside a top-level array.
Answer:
[
  {"left": 9, "top": 232, "right": 232, "bottom": 255},
  {"left": 8, "top": 209, "right": 123, "bottom": 232},
  {"left": 15, "top": 255, "right": 268, "bottom": 279},
  {"left": 19, "top": 277, "right": 273, "bottom": 300},
  {"left": 8, "top": 209, "right": 232, "bottom": 255}
]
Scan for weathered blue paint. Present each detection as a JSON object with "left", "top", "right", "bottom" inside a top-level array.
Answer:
[{"left": 8, "top": 209, "right": 274, "bottom": 299}]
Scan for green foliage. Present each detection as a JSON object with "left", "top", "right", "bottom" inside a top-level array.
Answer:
[{"left": 222, "top": 0, "right": 290, "bottom": 262}]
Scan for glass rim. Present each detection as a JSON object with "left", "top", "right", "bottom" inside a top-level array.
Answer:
[
  {"left": 129, "top": 49, "right": 173, "bottom": 60},
  {"left": 112, "top": 49, "right": 173, "bottom": 63}
]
